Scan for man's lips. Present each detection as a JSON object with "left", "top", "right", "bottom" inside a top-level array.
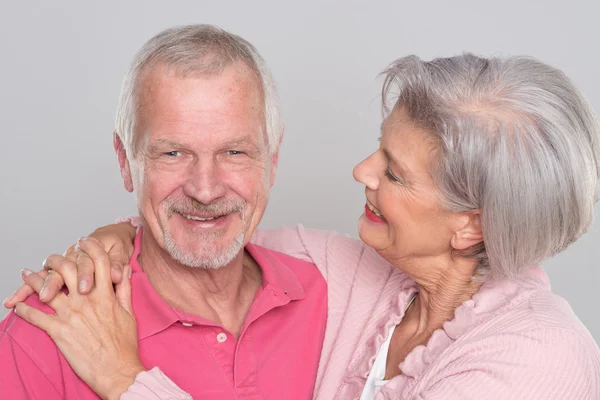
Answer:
[{"left": 178, "top": 212, "right": 226, "bottom": 222}]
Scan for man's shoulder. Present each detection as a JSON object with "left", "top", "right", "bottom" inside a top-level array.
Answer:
[
  {"left": 1, "top": 294, "right": 59, "bottom": 351},
  {"left": 251, "top": 244, "right": 326, "bottom": 287},
  {"left": 0, "top": 294, "right": 66, "bottom": 385},
  {"left": 0, "top": 295, "right": 94, "bottom": 398}
]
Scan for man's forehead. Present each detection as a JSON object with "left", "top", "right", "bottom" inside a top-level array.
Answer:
[
  {"left": 132, "top": 62, "right": 268, "bottom": 152},
  {"left": 147, "top": 134, "right": 262, "bottom": 148},
  {"left": 137, "top": 61, "right": 262, "bottom": 96}
]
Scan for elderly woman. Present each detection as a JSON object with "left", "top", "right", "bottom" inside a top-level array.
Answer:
[{"left": 6, "top": 53, "right": 600, "bottom": 399}]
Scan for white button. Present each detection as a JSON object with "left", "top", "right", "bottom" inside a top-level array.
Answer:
[
  {"left": 216, "top": 333, "right": 227, "bottom": 343},
  {"left": 182, "top": 322, "right": 193, "bottom": 327}
]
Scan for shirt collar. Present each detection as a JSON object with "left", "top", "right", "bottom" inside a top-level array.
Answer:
[
  {"left": 246, "top": 243, "right": 306, "bottom": 301},
  {"left": 129, "top": 229, "right": 180, "bottom": 340},
  {"left": 128, "top": 229, "right": 306, "bottom": 340}
]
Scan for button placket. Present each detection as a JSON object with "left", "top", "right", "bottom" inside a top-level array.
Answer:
[{"left": 216, "top": 332, "right": 228, "bottom": 343}]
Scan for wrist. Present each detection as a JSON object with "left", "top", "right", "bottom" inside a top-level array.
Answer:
[{"left": 103, "top": 364, "right": 146, "bottom": 400}]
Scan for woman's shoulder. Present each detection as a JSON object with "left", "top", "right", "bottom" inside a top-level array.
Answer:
[
  {"left": 413, "top": 267, "right": 599, "bottom": 376},
  {"left": 473, "top": 267, "right": 596, "bottom": 343},
  {"left": 406, "top": 276, "right": 600, "bottom": 399},
  {"left": 450, "top": 269, "right": 599, "bottom": 377}
]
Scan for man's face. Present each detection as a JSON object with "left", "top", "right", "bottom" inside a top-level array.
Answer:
[{"left": 118, "top": 62, "right": 278, "bottom": 269}]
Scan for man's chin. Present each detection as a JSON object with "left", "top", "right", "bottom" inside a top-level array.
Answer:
[{"left": 164, "top": 235, "right": 244, "bottom": 269}]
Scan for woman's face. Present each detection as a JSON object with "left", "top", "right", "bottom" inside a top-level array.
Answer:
[{"left": 353, "top": 106, "right": 469, "bottom": 266}]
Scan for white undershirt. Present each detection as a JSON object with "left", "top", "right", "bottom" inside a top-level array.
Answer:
[{"left": 359, "top": 294, "right": 417, "bottom": 400}]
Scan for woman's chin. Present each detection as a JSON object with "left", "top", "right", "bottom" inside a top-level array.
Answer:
[{"left": 358, "top": 214, "right": 391, "bottom": 250}]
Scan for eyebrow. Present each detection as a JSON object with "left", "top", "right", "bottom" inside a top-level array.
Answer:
[
  {"left": 146, "top": 136, "right": 264, "bottom": 154},
  {"left": 381, "top": 147, "right": 410, "bottom": 176},
  {"left": 147, "top": 139, "right": 183, "bottom": 152},
  {"left": 222, "top": 136, "right": 261, "bottom": 149}
]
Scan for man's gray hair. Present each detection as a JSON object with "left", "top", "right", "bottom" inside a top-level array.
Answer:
[
  {"left": 381, "top": 53, "right": 600, "bottom": 279},
  {"left": 115, "top": 24, "right": 282, "bottom": 156}
]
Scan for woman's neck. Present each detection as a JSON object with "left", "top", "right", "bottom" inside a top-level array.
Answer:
[
  {"left": 384, "top": 255, "right": 483, "bottom": 380},
  {"left": 401, "top": 254, "right": 482, "bottom": 336}
]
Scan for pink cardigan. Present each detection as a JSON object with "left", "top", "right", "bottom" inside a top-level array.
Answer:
[{"left": 123, "top": 226, "right": 600, "bottom": 399}]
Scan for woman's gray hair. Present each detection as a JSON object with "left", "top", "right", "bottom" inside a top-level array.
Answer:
[
  {"left": 381, "top": 53, "right": 600, "bottom": 279},
  {"left": 115, "top": 24, "right": 282, "bottom": 156}
]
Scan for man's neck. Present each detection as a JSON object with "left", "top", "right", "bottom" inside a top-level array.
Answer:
[{"left": 138, "top": 234, "right": 263, "bottom": 337}]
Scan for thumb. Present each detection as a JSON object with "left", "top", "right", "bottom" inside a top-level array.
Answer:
[
  {"left": 115, "top": 264, "right": 133, "bottom": 315},
  {"left": 108, "top": 242, "right": 132, "bottom": 268}
]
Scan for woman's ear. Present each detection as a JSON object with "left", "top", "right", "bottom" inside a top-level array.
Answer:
[{"left": 450, "top": 211, "right": 483, "bottom": 250}]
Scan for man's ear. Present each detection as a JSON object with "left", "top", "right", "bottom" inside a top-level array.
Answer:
[
  {"left": 450, "top": 211, "right": 483, "bottom": 251},
  {"left": 269, "top": 127, "right": 284, "bottom": 187},
  {"left": 113, "top": 132, "right": 134, "bottom": 193}
]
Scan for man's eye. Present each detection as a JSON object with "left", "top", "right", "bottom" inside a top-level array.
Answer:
[
  {"left": 164, "top": 151, "right": 181, "bottom": 157},
  {"left": 226, "top": 150, "right": 244, "bottom": 156}
]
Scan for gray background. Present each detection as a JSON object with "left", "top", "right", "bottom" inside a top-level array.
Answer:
[{"left": 1, "top": 1, "right": 598, "bottom": 342}]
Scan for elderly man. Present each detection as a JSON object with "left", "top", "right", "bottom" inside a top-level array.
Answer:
[{"left": 0, "top": 25, "right": 327, "bottom": 399}]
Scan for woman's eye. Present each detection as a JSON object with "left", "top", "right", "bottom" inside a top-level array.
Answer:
[{"left": 385, "top": 167, "right": 403, "bottom": 184}]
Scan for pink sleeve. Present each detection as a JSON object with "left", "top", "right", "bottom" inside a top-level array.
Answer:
[
  {"left": 251, "top": 225, "right": 388, "bottom": 282},
  {"left": 417, "top": 328, "right": 600, "bottom": 400},
  {"left": 116, "top": 216, "right": 143, "bottom": 228},
  {"left": 121, "top": 367, "right": 192, "bottom": 400},
  {"left": 250, "top": 225, "right": 315, "bottom": 263}
]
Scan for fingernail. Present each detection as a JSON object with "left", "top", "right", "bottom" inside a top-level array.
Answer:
[
  {"left": 79, "top": 280, "right": 87, "bottom": 292},
  {"left": 3, "top": 297, "right": 10, "bottom": 307},
  {"left": 39, "top": 284, "right": 47, "bottom": 300},
  {"left": 78, "top": 237, "right": 88, "bottom": 242},
  {"left": 128, "top": 267, "right": 132, "bottom": 280},
  {"left": 21, "top": 269, "right": 33, "bottom": 277}
]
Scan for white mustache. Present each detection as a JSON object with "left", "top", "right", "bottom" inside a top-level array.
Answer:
[{"left": 166, "top": 197, "right": 245, "bottom": 217}]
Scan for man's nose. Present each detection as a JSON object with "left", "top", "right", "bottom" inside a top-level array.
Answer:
[{"left": 182, "top": 157, "right": 227, "bottom": 204}]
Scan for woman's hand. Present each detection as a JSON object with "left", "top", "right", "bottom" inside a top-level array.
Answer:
[
  {"left": 3, "top": 222, "right": 137, "bottom": 308},
  {"left": 14, "top": 237, "right": 145, "bottom": 400}
]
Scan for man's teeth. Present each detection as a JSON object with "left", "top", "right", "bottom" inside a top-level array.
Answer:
[
  {"left": 367, "top": 202, "right": 384, "bottom": 218},
  {"left": 183, "top": 214, "right": 219, "bottom": 221}
]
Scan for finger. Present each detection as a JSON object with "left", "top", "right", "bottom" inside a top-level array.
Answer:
[
  {"left": 63, "top": 244, "right": 78, "bottom": 262},
  {"left": 39, "top": 270, "right": 69, "bottom": 303},
  {"left": 42, "top": 255, "right": 78, "bottom": 297},
  {"left": 14, "top": 302, "right": 55, "bottom": 333},
  {"left": 93, "top": 222, "right": 137, "bottom": 265},
  {"left": 107, "top": 235, "right": 135, "bottom": 269},
  {"left": 76, "top": 237, "right": 114, "bottom": 293},
  {"left": 72, "top": 245, "right": 124, "bottom": 293},
  {"left": 115, "top": 264, "right": 134, "bottom": 315},
  {"left": 3, "top": 269, "right": 49, "bottom": 308},
  {"left": 74, "top": 249, "right": 97, "bottom": 294},
  {"left": 21, "top": 269, "right": 68, "bottom": 311},
  {"left": 110, "top": 263, "right": 124, "bottom": 285}
]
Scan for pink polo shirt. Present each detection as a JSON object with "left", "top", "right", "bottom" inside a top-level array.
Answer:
[{"left": 0, "top": 229, "right": 328, "bottom": 399}]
